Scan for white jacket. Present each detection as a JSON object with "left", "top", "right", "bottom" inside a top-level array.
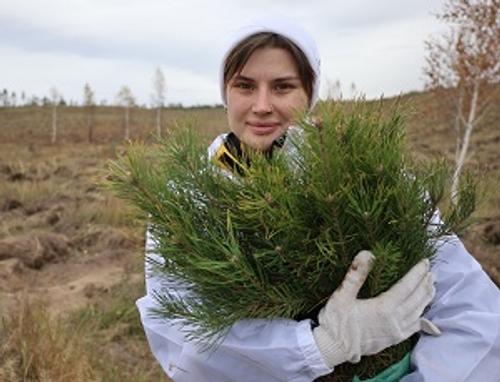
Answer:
[{"left": 136, "top": 135, "right": 500, "bottom": 382}]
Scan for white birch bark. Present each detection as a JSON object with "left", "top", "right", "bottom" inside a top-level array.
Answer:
[
  {"left": 451, "top": 81, "right": 479, "bottom": 204},
  {"left": 156, "top": 106, "right": 162, "bottom": 137},
  {"left": 124, "top": 105, "right": 130, "bottom": 141},
  {"left": 51, "top": 103, "right": 57, "bottom": 144}
]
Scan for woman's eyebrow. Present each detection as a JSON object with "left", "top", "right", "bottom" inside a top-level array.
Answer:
[
  {"left": 233, "top": 75, "right": 255, "bottom": 82},
  {"left": 233, "top": 75, "right": 300, "bottom": 82},
  {"left": 274, "top": 76, "right": 301, "bottom": 82}
]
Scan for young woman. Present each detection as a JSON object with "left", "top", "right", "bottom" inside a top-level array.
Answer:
[{"left": 136, "top": 17, "right": 500, "bottom": 381}]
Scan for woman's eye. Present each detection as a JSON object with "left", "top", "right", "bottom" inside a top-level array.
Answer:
[
  {"left": 234, "top": 82, "right": 254, "bottom": 90},
  {"left": 275, "top": 83, "right": 295, "bottom": 92}
]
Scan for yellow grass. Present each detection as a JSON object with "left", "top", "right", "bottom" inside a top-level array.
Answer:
[
  {"left": 0, "top": 299, "right": 97, "bottom": 382},
  {"left": 0, "top": 179, "right": 62, "bottom": 207},
  {"left": 0, "top": 278, "right": 168, "bottom": 382},
  {"left": 73, "top": 195, "right": 140, "bottom": 228}
]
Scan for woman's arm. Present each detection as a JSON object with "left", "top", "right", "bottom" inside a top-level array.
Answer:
[
  {"left": 136, "top": 230, "right": 331, "bottom": 382},
  {"left": 403, "top": 235, "right": 500, "bottom": 381}
]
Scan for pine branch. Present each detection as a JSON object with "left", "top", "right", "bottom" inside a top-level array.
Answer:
[{"left": 107, "top": 99, "right": 478, "bottom": 379}]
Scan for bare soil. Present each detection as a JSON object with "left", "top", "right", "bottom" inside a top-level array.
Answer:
[{"left": 0, "top": 143, "right": 144, "bottom": 315}]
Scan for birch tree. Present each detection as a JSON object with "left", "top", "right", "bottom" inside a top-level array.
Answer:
[
  {"left": 83, "top": 83, "right": 96, "bottom": 143},
  {"left": 1, "top": 89, "right": 8, "bottom": 106},
  {"left": 116, "top": 86, "right": 136, "bottom": 140},
  {"left": 424, "top": 0, "right": 499, "bottom": 204},
  {"left": 49, "top": 87, "right": 60, "bottom": 144},
  {"left": 326, "top": 78, "right": 342, "bottom": 101},
  {"left": 151, "top": 67, "right": 166, "bottom": 137}
]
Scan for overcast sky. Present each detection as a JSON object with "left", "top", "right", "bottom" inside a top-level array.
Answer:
[{"left": 0, "top": 0, "right": 448, "bottom": 107}]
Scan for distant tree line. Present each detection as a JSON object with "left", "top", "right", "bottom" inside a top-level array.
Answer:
[
  {"left": 0, "top": 66, "right": 219, "bottom": 110},
  {"left": 0, "top": 87, "right": 213, "bottom": 109},
  {"left": 0, "top": 66, "right": 225, "bottom": 144},
  {"left": 0, "top": 88, "right": 68, "bottom": 107}
]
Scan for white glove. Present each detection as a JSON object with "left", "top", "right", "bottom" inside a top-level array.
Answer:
[{"left": 313, "top": 250, "right": 441, "bottom": 367}]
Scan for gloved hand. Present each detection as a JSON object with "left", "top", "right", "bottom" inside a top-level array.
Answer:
[{"left": 313, "top": 250, "right": 441, "bottom": 368}]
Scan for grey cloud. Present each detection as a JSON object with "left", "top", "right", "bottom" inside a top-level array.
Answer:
[
  {"left": 0, "top": 15, "right": 218, "bottom": 76},
  {"left": 312, "top": 0, "right": 440, "bottom": 31}
]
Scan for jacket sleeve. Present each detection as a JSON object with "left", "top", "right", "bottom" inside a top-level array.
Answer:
[
  {"left": 402, "top": 234, "right": 500, "bottom": 382},
  {"left": 136, "top": 230, "right": 332, "bottom": 382}
]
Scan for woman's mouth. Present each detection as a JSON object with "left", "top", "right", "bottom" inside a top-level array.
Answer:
[{"left": 247, "top": 122, "right": 280, "bottom": 135}]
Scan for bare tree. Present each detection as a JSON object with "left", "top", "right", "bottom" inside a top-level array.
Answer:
[
  {"left": 116, "top": 85, "right": 136, "bottom": 140},
  {"left": 151, "top": 67, "right": 166, "bottom": 137},
  {"left": 326, "top": 78, "right": 342, "bottom": 101},
  {"left": 349, "top": 82, "right": 358, "bottom": 100},
  {"left": 0, "top": 89, "right": 8, "bottom": 106},
  {"left": 83, "top": 83, "right": 96, "bottom": 143},
  {"left": 424, "top": 0, "right": 499, "bottom": 204},
  {"left": 49, "top": 87, "right": 60, "bottom": 144}
]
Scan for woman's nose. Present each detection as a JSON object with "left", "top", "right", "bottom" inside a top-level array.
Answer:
[{"left": 252, "top": 88, "right": 273, "bottom": 114}]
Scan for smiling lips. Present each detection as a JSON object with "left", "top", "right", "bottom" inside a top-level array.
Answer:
[{"left": 247, "top": 122, "right": 281, "bottom": 135}]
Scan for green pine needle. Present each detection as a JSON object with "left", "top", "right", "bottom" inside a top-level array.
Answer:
[{"left": 106, "top": 99, "right": 478, "bottom": 379}]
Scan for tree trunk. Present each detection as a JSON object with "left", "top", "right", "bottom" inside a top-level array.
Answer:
[
  {"left": 51, "top": 104, "right": 57, "bottom": 144},
  {"left": 87, "top": 107, "right": 94, "bottom": 143},
  {"left": 451, "top": 82, "right": 479, "bottom": 205},
  {"left": 453, "top": 88, "right": 464, "bottom": 164},
  {"left": 156, "top": 107, "right": 162, "bottom": 137},
  {"left": 124, "top": 106, "right": 130, "bottom": 140}
]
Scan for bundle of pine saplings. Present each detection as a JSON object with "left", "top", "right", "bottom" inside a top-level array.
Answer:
[{"left": 108, "top": 100, "right": 476, "bottom": 380}]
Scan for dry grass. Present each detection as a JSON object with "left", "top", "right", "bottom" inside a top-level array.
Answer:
[
  {"left": 0, "top": 180, "right": 63, "bottom": 208},
  {"left": 0, "top": 139, "right": 168, "bottom": 381},
  {"left": 0, "top": 299, "right": 97, "bottom": 382},
  {"left": 0, "top": 277, "right": 168, "bottom": 382},
  {"left": 72, "top": 195, "right": 140, "bottom": 228},
  {"left": 0, "top": 92, "right": 498, "bottom": 381},
  {"left": 0, "top": 106, "right": 227, "bottom": 145}
]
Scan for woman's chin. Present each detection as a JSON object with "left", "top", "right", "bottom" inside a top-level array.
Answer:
[
  {"left": 243, "top": 137, "right": 274, "bottom": 152},
  {"left": 241, "top": 131, "right": 286, "bottom": 152}
]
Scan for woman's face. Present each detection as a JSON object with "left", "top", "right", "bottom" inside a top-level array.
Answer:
[{"left": 225, "top": 47, "right": 309, "bottom": 151}]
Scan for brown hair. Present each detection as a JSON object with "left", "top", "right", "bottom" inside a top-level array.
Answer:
[{"left": 223, "top": 32, "right": 315, "bottom": 102}]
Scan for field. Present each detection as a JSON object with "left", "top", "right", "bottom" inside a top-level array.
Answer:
[{"left": 0, "top": 91, "right": 498, "bottom": 381}]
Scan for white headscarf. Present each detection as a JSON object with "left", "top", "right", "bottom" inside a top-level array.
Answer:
[{"left": 219, "top": 16, "right": 321, "bottom": 108}]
